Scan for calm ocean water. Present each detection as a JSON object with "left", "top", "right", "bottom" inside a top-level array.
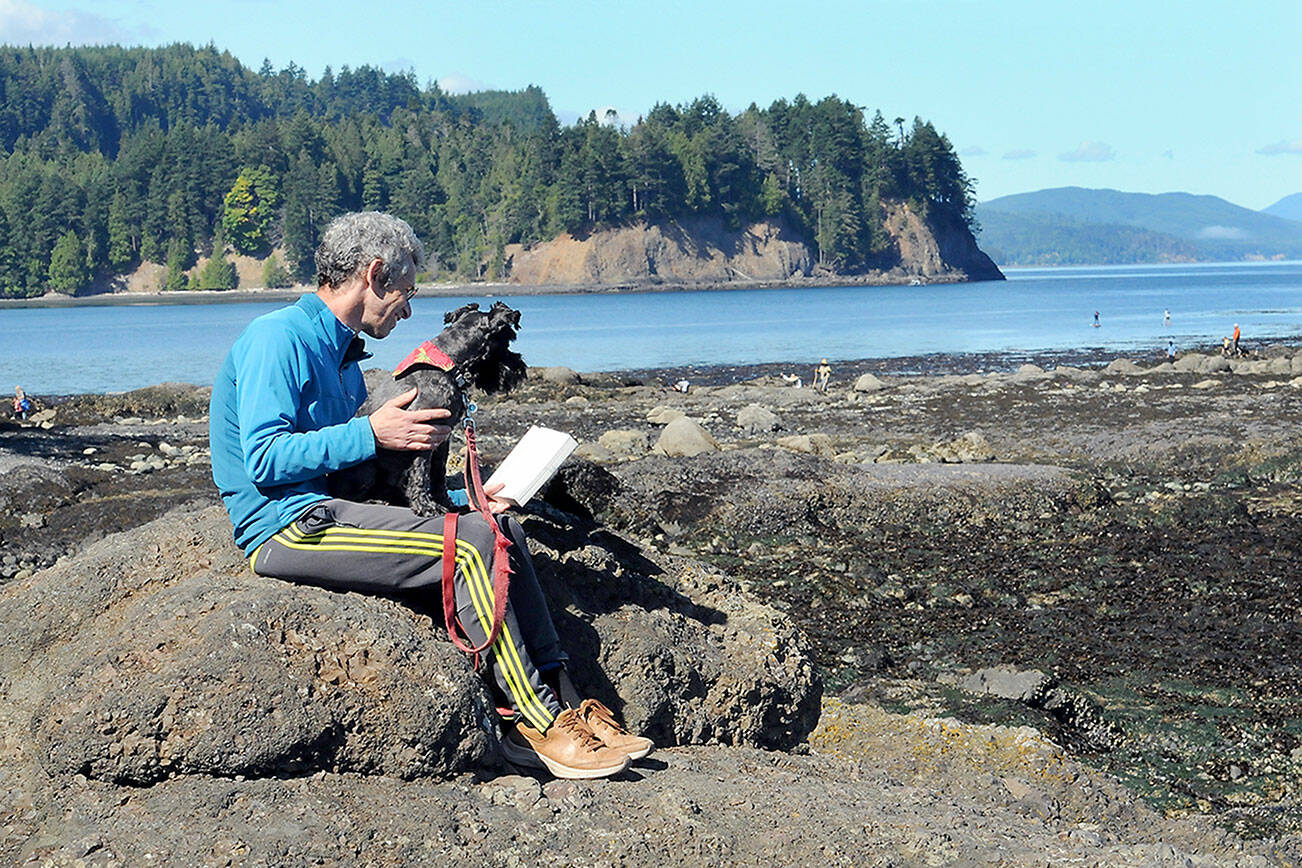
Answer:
[{"left": 2, "top": 261, "right": 1300, "bottom": 395}]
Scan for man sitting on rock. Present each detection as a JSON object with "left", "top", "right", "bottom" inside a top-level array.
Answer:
[{"left": 209, "top": 211, "right": 650, "bottom": 780}]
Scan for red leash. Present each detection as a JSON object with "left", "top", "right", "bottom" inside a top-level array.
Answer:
[{"left": 441, "top": 417, "right": 513, "bottom": 667}]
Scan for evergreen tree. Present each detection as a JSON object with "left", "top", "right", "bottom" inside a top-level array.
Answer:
[
  {"left": 195, "top": 250, "right": 237, "bottom": 289},
  {"left": 261, "top": 253, "right": 294, "bottom": 288},
  {"left": 48, "top": 230, "right": 89, "bottom": 294},
  {"left": 162, "top": 236, "right": 192, "bottom": 291}
]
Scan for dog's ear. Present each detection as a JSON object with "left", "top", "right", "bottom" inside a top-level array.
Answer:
[
  {"left": 487, "top": 301, "right": 522, "bottom": 330},
  {"left": 444, "top": 303, "right": 481, "bottom": 325}
]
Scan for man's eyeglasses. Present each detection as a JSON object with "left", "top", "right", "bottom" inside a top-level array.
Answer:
[{"left": 401, "top": 285, "right": 419, "bottom": 300}]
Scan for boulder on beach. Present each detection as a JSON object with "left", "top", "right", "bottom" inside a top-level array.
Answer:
[
  {"left": 930, "top": 431, "right": 996, "bottom": 463},
  {"left": 653, "top": 417, "right": 720, "bottom": 457},
  {"left": 0, "top": 505, "right": 819, "bottom": 789},
  {"left": 536, "top": 366, "right": 581, "bottom": 385},
  {"left": 598, "top": 428, "right": 651, "bottom": 457},
  {"left": 646, "top": 405, "right": 687, "bottom": 425},
  {"left": 853, "top": 373, "right": 887, "bottom": 392},
  {"left": 1012, "top": 364, "right": 1050, "bottom": 383},
  {"left": 1104, "top": 358, "right": 1143, "bottom": 376},
  {"left": 736, "top": 403, "right": 781, "bottom": 435},
  {"left": 776, "top": 432, "right": 836, "bottom": 456},
  {"left": 1201, "top": 356, "right": 1231, "bottom": 373}
]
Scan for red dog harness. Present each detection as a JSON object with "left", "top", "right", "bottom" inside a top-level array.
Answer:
[{"left": 394, "top": 339, "right": 455, "bottom": 376}]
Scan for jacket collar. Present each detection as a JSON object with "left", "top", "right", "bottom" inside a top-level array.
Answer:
[{"left": 298, "top": 293, "right": 369, "bottom": 367}]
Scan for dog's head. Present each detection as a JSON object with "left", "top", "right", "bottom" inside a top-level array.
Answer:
[{"left": 436, "top": 302, "right": 527, "bottom": 394}]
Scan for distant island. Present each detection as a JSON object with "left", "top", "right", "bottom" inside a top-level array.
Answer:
[
  {"left": 0, "top": 44, "right": 999, "bottom": 299},
  {"left": 976, "top": 187, "right": 1302, "bottom": 266}
]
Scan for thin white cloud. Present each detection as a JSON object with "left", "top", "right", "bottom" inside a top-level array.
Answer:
[
  {"left": 1162, "top": 149, "right": 1174, "bottom": 159},
  {"left": 1002, "top": 149, "right": 1036, "bottom": 160},
  {"left": 960, "top": 145, "right": 986, "bottom": 157},
  {"left": 437, "top": 73, "right": 490, "bottom": 95},
  {"left": 1058, "top": 141, "right": 1115, "bottom": 162},
  {"left": 1059, "top": 140, "right": 1116, "bottom": 162},
  {"left": 1257, "top": 139, "right": 1302, "bottom": 156},
  {"left": 0, "top": 0, "right": 136, "bottom": 44}
]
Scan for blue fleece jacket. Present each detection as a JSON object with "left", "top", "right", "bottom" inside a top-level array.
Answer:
[{"left": 209, "top": 293, "right": 376, "bottom": 554}]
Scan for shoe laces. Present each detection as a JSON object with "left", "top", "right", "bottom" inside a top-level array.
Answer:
[
  {"left": 580, "top": 699, "right": 630, "bottom": 735},
  {"left": 556, "top": 709, "right": 605, "bottom": 751}
]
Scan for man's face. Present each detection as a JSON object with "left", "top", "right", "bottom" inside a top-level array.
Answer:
[{"left": 359, "top": 256, "right": 416, "bottom": 339}]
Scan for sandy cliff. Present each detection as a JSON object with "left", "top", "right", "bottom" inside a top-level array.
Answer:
[{"left": 506, "top": 202, "right": 1003, "bottom": 287}]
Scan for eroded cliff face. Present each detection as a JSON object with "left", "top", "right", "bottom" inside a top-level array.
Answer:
[
  {"left": 505, "top": 217, "right": 814, "bottom": 285},
  {"left": 505, "top": 202, "right": 1003, "bottom": 287}
]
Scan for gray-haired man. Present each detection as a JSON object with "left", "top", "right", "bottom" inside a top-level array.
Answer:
[{"left": 209, "top": 211, "right": 650, "bottom": 778}]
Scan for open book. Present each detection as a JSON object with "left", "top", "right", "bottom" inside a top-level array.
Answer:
[{"left": 483, "top": 425, "right": 578, "bottom": 506}]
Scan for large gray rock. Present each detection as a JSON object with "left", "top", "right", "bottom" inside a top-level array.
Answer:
[
  {"left": 930, "top": 431, "right": 996, "bottom": 463},
  {"left": 1268, "top": 356, "right": 1293, "bottom": 375},
  {"left": 537, "top": 366, "right": 581, "bottom": 385},
  {"left": 1172, "top": 353, "right": 1206, "bottom": 372},
  {"left": 653, "top": 417, "right": 720, "bottom": 457},
  {"left": 955, "top": 667, "right": 1053, "bottom": 703},
  {"left": 8, "top": 510, "right": 491, "bottom": 785},
  {"left": 1, "top": 505, "right": 818, "bottom": 788},
  {"left": 736, "top": 403, "right": 781, "bottom": 435},
  {"left": 646, "top": 405, "right": 687, "bottom": 425},
  {"left": 853, "top": 373, "right": 887, "bottom": 392},
  {"left": 1201, "top": 355, "right": 1231, "bottom": 373},
  {"left": 776, "top": 433, "right": 836, "bottom": 456},
  {"left": 598, "top": 428, "right": 651, "bottom": 457},
  {"left": 1104, "top": 358, "right": 1143, "bottom": 376},
  {"left": 1011, "top": 364, "right": 1050, "bottom": 383}
]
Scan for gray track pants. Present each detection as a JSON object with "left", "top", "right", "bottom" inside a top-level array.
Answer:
[{"left": 250, "top": 498, "right": 565, "bottom": 731}]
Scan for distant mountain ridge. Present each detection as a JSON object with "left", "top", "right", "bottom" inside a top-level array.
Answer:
[
  {"left": 1264, "top": 193, "right": 1302, "bottom": 223},
  {"left": 975, "top": 186, "right": 1302, "bottom": 265}
]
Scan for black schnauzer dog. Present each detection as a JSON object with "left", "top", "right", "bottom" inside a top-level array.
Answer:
[{"left": 329, "top": 302, "right": 526, "bottom": 515}]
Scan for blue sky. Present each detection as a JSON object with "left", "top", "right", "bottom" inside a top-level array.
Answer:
[{"left": 2, "top": 0, "right": 1298, "bottom": 210}]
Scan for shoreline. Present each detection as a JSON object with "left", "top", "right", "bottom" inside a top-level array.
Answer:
[
  {"left": 0, "top": 272, "right": 982, "bottom": 309},
  {"left": 22, "top": 341, "right": 1278, "bottom": 401}
]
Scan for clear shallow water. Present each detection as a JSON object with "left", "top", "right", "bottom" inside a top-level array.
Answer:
[{"left": 2, "top": 261, "right": 1300, "bottom": 395}]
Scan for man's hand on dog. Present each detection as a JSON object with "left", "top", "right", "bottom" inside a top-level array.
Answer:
[{"left": 369, "top": 388, "right": 452, "bottom": 450}]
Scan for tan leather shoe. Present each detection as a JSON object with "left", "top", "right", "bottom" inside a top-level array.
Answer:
[
  {"left": 500, "top": 708, "right": 630, "bottom": 779},
  {"left": 577, "top": 699, "right": 654, "bottom": 760}
]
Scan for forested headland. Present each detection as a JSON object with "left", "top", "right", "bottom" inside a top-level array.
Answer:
[{"left": 0, "top": 44, "right": 978, "bottom": 297}]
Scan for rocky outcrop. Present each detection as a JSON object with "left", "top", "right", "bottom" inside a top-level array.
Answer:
[
  {"left": 507, "top": 216, "right": 813, "bottom": 285},
  {"left": 889, "top": 203, "right": 1004, "bottom": 282},
  {"left": 0, "top": 504, "right": 819, "bottom": 789},
  {"left": 505, "top": 205, "right": 1003, "bottom": 287}
]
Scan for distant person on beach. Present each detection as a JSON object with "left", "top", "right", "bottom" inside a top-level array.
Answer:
[
  {"left": 780, "top": 372, "right": 803, "bottom": 388},
  {"left": 1167, "top": 340, "right": 1176, "bottom": 361},
  {"left": 1222, "top": 337, "right": 1232, "bottom": 357},
  {"left": 1232, "top": 324, "right": 1241, "bottom": 356},
  {"left": 12, "top": 386, "right": 31, "bottom": 420},
  {"left": 1164, "top": 309, "right": 1171, "bottom": 326},
  {"left": 209, "top": 211, "right": 648, "bottom": 780},
  {"left": 813, "top": 359, "right": 832, "bottom": 393},
  {"left": 672, "top": 378, "right": 690, "bottom": 393},
  {"left": 1093, "top": 311, "right": 1100, "bottom": 327}
]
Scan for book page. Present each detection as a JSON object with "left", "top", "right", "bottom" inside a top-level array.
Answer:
[{"left": 483, "top": 425, "right": 578, "bottom": 506}]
